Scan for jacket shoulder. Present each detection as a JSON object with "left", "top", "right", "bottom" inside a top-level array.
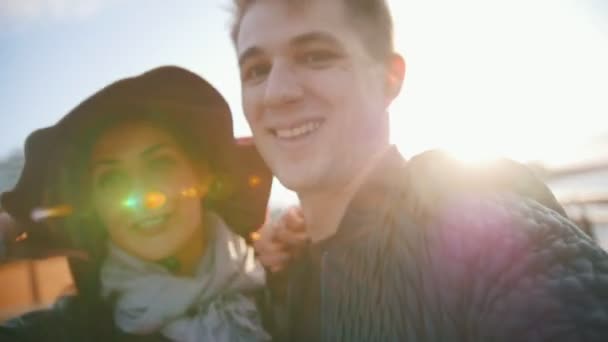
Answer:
[
  {"left": 401, "top": 149, "right": 567, "bottom": 223},
  {"left": 427, "top": 195, "right": 608, "bottom": 341}
]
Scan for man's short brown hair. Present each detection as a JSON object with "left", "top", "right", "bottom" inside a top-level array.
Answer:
[{"left": 230, "top": 0, "right": 395, "bottom": 63}]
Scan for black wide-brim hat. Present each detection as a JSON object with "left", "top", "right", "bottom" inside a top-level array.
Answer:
[{"left": 1, "top": 66, "right": 272, "bottom": 250}]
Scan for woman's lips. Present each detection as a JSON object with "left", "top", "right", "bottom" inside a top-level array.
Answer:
[{"left": 132, "top": 213, "right": 171, "bottom": 235}]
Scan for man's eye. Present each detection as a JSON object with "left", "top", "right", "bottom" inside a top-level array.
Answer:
[
  {"left": 242, "top": 63, "right": 271, "bottom": 83},
  {"left": 298, "top": 50, "right": 338, "bottom": 68}
]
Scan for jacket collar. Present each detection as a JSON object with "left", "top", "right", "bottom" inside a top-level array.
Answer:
[{"left": 319, "top": 146, "right": 408, "bottom": 248}]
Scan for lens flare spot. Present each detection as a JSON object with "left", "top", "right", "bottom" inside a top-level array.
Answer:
[
  {"left": 181, "top": 187, "right": 199, "bottom": 198},
  {"left": 248, "top": 175, "right": 262, "bottom": 188},
  {"left": 181, "top": 185, "right": 208, "bottom": 199},
  {"left": 122, "top": 196, "right": 138, "bottom": 210},
  {"left": 30, "top": 204, "right": 73, "bottom": 222},
  {"left": 250, "top": 231, "right": 261, "bottom": 241},
  {"left": 144, "top": 191, "right": 166, "bottom": 210},
  {"left": 15, "top": 232, "right": 28, "bottom": 242}
]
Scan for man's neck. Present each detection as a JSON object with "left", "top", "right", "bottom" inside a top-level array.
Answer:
[{"left": 299, "top": 145, "right": 391, "bottom": 243}]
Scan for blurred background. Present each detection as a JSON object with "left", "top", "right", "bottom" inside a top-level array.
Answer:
[{"left": 1, "top": 0, "right": 607, "bottom": 321}]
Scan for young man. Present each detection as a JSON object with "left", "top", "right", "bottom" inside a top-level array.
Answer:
[{"left": 232, "top": 0, "right": 608, "bottom": 341}]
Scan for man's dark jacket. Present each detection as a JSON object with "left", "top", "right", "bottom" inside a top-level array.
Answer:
[{"left": 283, "top": 148, "right": 608, "bottom": 341}]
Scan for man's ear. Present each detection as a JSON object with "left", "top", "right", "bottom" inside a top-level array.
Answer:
[{"left": 385, "top": 53, "right": 406, "bottom": 105}]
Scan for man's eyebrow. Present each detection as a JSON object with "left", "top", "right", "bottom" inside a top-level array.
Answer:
[
  {"left": 238, "top": 46, "right": 263, "bottom": 67},
  {"left": 289, "top": 31, "right": 342, "bottom": 48},
  {"left": 238, "top": 31, "right": 341, "bottom": 67}
]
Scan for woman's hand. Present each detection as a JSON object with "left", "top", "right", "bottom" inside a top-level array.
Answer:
[
  {"left": 252, "top": 207, "right": 308, "bottom": 273},
  {"left": 0, "top": 211, "right": 89, "bottom": 260}
]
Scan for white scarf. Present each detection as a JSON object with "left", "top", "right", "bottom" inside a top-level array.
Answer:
[{"left": 100, "top": 213, "right": 271, "bottom": 342}]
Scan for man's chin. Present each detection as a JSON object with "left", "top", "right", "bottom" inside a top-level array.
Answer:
[{"left": 276, "top": 172, "right": 322, "bottom": 194}]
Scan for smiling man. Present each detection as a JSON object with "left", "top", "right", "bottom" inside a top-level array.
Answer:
[
  {"left": 231, "top": 0, "right": 608, "bottom": 341},
  {"left": 235, "top": 0, "right": 403, "bottom": 243}
]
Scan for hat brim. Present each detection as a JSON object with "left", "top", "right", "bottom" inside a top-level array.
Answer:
[{"left": 1, "top": 66, "right": 272, "bottom": 257}]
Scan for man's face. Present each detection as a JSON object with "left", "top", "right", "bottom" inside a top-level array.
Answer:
[{"left": 237, "top": 0, "right": 393, "bottom": 193}]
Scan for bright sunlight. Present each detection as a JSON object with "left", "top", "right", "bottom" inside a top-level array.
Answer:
[{"left": 387, "top": 0, "right": 608, "bottom": 166}]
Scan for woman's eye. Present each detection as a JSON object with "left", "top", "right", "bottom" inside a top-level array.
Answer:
[
  {"left": 149, "top": 156, "right": 176, "bottom": 174},
  {"left": 96, "top": 171, "right": 129, "bottom": 192},
  {"left": 242, "top": 62, "right": 271, "bottom": 83}
]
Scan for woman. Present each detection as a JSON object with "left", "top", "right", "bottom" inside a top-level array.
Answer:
[{"left": 0, "top": 66, "right": 277, "bottom": 341}]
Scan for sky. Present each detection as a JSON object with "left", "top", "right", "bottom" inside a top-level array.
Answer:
[{"left": 1, "top": 0, "right": 607, "bottom": 206}]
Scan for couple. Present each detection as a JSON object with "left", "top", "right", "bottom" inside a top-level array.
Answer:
[{"left": 2, "top": 0, "right": 608, "bottom": 341}]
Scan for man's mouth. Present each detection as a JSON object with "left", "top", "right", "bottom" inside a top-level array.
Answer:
[{"left": 272, "top": 120, "right": 323, "bottom": 140}]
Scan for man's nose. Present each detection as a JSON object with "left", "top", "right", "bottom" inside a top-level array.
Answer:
[{"left": 263, "top": 61, "right": 303, "bottom": 108}]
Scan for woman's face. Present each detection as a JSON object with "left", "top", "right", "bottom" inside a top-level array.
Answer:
[{"left": 89, "top": 121, "right": 209, "bottom": 261}]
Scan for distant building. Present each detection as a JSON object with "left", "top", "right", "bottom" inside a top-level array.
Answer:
[
  {"left": 544, "top": 163, "right": 608, "bottom": 249},
  {"left": 0, "top": 151, "right": 23, "bottom": 194}
]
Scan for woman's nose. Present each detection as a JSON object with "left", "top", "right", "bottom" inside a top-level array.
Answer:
[{"left": 121, "top": 191, "right": 167, "bottom": 211}]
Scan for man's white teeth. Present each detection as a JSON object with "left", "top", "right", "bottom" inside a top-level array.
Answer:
[{"left": 276, "top": 121, "right": 321, "bottom": 139}]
